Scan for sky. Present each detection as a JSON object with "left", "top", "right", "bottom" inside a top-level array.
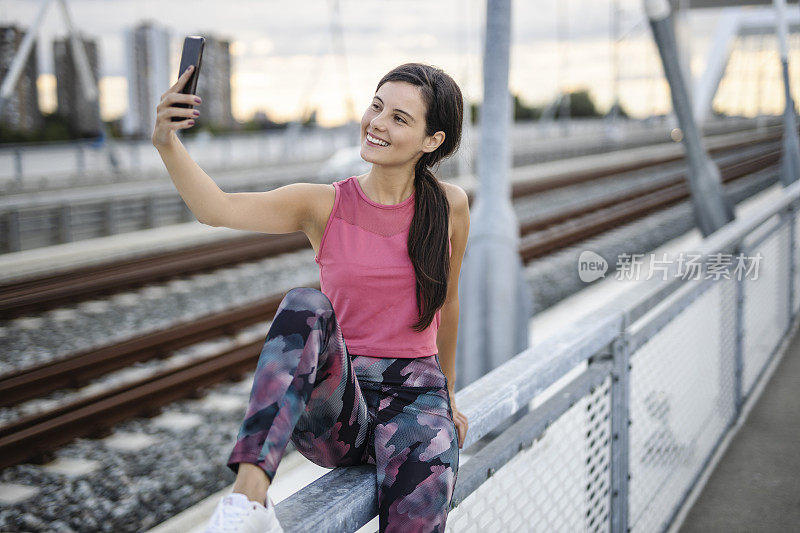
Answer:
[{"left": 0, "top": 0, "right": 797, "bottom": 127}]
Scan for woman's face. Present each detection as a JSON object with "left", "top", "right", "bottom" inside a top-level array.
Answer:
[{"left": 360, "top": 80, "right": 443, "bottom": 167}]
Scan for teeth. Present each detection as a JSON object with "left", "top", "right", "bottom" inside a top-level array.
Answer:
[{"left": 367, "top": 133, "right": 389, "bottom": 146}]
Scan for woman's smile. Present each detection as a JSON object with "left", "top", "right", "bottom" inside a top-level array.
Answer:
[{"left": 365, "top": 131, "right": 391, "bottom": 148}]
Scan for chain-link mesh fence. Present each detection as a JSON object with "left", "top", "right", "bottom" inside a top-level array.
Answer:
[
  {"left": 439, "top": 203, "right": 798, "bottom": 532},
  {"left": 283, "top": 188, "right": 800, "bottom": 533}
]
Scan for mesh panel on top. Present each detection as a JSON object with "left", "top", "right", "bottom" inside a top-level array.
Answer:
[{"left": 335, "top": 180, "right": 415, "bottom": 238}]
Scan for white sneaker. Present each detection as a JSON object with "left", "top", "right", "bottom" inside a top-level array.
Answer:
[{"left": 204, "top": 492, "right": 285, "bottom": 533}]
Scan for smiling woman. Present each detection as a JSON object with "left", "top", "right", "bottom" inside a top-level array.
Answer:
[
  {"left": 356, "top": 66, "right": 464, "bottom": 335},
  {"left": 154, "top": 61, "right": 469, "bottom": 533}
]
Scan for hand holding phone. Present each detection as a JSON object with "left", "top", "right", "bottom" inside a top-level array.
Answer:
[
  {"left": 152, "top": 65, "right": 202, "bottom": 148},
  {"left": 152, "top": 36, "right": 206, "bottom": 148},
  {"left": 170, "top": 36, "right": 205, "bottom": 122}
]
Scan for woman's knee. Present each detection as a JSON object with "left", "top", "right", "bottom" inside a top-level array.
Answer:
[
  {"left": 281, "top": 287, "right": 334, "bottom": 315},
  {"left": 266, "top": 287, "right": 337, "bottom": 358}
]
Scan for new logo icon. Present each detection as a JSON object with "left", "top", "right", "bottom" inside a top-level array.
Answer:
[{"left": 578, "top": 250, "right": 608, "bottom": 282}]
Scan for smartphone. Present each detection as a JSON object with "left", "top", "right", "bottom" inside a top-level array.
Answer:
[{"left": 171, "top": 36, "right": 205, "bottom": 122}]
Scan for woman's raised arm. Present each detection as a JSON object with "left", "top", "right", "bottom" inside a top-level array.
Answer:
[
  {"left": 153, "top": 65, "right": 318, "bottom": 234},
  {"left": 205, "top": 183, "right": 324, "bottom": 235}
]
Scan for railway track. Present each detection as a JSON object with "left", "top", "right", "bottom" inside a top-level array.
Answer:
[
  {"left": 0, "top": 137, "right": 782, "bottom": 470},
  {"left": 520, "top": 147, "right": 780, "bottom": 260}
]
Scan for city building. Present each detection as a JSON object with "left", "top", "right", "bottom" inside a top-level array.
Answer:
[
  {"left": 194, "top": 34, "right": 234, "bottom": 130},
  {"left": 53, "top": 34, "right": 101, "bottom": 136},
  {"left": 0, "top": 25, "right": 43, "bottom": 133},
  {"left": 123, "top": 20, "right": 170, "bottom": 139}
]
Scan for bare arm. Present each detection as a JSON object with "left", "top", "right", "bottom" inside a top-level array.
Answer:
[
  {"left": 436, "top": 182, "right": 470, "bottom": 449},
  {"left": 153, "top": 65, "right": 315, "bottom": 233},
  {"left": 204, "top": 183, "right": 323, "bottom": 234},
  {"left": 156, "top": 137, "right": 319, "bottom": 233},
  {"left": 155, "top": 137, "right": 226, "bottom": 226},
  {"left": 152, "top": 64, "right": 224, "bottom": 226},
  {"left": 436, "top": 183, "right": 470, "bottom": 393}
]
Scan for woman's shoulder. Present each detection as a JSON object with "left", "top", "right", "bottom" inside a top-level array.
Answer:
[
  {"left": 441, "top": 182, "right": 469, "bottom": 217},
  {"left": 441, "top": 181, "right": 467, "bottom": 202},
  {"left": 307, "top": 177, "right": 362, "bottom": 234},
  {"left": 299, "top": 182, "right": 334, "bottom": 237},
  {"left": 440, "top": 181, "right": 469, "bottom": 242}
]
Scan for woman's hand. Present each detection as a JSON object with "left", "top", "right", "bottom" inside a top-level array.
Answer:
[
  {"left": 449, "top": 389, "right": 468, "bottom": 449},
  {"left": 152, "top": 65, "right": 201, "bottom": 149}
]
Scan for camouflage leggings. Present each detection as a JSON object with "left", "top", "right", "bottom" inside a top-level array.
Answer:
[{"left": 227, "top": 286, "right": 460, "bottom": 533}]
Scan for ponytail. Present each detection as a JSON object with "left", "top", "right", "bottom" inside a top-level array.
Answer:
[{"left": 376, "top": 63, "right": 463, "bottom": 332}]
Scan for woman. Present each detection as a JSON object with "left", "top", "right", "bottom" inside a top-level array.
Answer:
[{"left": 152, "top": 62, "right": 470, "bottom": 533}]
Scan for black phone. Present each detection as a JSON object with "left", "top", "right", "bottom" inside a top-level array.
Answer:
[{"left": 171, "top": 36, "right": 205, "bottom": 122}]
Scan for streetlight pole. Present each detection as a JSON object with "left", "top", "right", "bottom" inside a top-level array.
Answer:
[
  {"left": 457, "top": 0, "right": 531, "bottom": 389},
  {"left": 774, "top": 0, "right": 800, "bottom": 185}
]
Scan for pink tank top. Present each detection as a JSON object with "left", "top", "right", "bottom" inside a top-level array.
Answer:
[{"left": 314, "top": 176, "right": 452, "bottom": 358}]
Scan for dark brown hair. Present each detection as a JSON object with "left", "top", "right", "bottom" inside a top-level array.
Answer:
[{"left": 375, "top": 63, "right": 463, "bottom": 332}]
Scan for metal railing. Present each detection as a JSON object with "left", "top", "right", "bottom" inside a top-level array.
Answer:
[
  {"left": 273, "top": 176, "right": 800, "bottom": 532},
  {"left": 0, "top": 126, "right": 356, "bottom": 187}
]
